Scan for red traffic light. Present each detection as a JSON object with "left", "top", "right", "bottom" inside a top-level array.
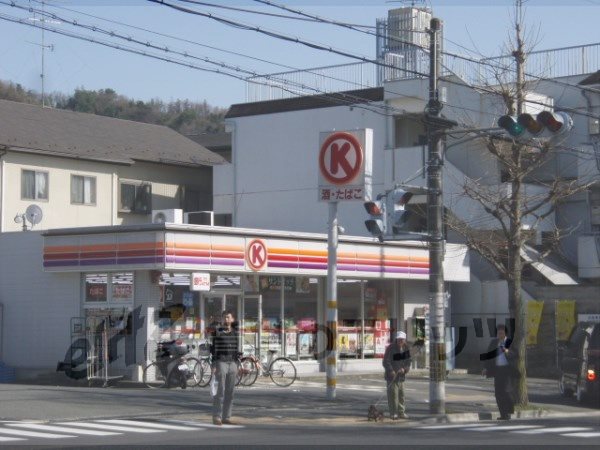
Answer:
[{"left": 537, "top": 111, "right": 569, "bottom": 133}]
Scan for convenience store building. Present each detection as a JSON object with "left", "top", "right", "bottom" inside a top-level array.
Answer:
[{"left": 0, "top": 222, "right": 469, "bottom": 380}]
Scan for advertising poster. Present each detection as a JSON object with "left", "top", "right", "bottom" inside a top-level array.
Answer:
[
  {"left": 298, "top": 333, "right": 314, "bottom": 356},
  {"left": 286, "top": 332, "right": 297, "bottom": 356},
  {"left": 296, "top": 276, "right": 311, "bottom": 294},
  {"left": 556, "top": 300, "right": 576, "bottom": 341},
  {"left": 363, "top": 333, "right": 375, "bottom": 354},
  {"left": 526, "top": 300, "right": 544, "bottom": 345}
]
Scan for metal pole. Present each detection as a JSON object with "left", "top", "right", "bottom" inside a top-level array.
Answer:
[
  {"left": 426, "top": 17, "right": 446, "bottom": 415},
  {"left": 326, "top": 201, "right": 338, "bottom": 400}
]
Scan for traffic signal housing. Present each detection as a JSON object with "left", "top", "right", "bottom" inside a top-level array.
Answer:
[
  {"left": 364, "top": 195, "right": 386, "bottom": 241},
  {"left": 497, "top": 111, "right": 572, "bottom": 140},
  {"left": 387, "top": 189, "right": 414, "bottom": 236}
]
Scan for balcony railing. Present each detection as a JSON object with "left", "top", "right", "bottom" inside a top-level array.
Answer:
[{"left": 246, "top": 43, "right": 600, "bottom": 102}]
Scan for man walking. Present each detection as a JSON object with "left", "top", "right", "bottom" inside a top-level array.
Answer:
[
  {"left": 482, "top": 324, "right": 518, "bottom": 420},
  {"left": 383, "top": 331, "right": 411, "bottom": 420},
  {"left": 211, "top": 310, "right": 239, "bottom": 425}
]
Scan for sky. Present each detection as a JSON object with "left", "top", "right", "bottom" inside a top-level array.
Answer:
[{"left": 0, "top": 0, "right": 599, "bottom": 109}]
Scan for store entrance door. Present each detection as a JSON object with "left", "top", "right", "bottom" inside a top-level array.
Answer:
[{"left": 200, "top": 292, "right": 242, "bottom": 339}]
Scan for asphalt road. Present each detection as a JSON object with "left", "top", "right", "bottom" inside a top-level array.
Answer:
[{"left": 0, "top": 374, "right": 598, "bottom": 447}]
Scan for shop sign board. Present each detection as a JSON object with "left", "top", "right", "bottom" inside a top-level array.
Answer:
[
  {"left": 190, "top": 272, "right": 211, "bottom": 291},
  {"left": 318, "top": 129, "right": 372, "bottom": 202}
]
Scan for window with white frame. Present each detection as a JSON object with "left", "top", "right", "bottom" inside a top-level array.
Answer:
[
  {"left": 21, "top": 169, "right": 48, "bottom": 200},
  {"left": 84, "top": 273, "right": 134, "bottom": 304},
  {"left": 71, "top": 175, "right": 97, "bottom": 205},
  {"left": 119, "top": 180, "right": 151, "bottom": 214}
]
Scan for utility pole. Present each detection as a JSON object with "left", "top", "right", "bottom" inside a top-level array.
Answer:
[
  {"left": 425, "top": 17, "right": 455, "bottom": 415},
  {"left": 326, "top": 201, "right": 338, "bottom": 400}
]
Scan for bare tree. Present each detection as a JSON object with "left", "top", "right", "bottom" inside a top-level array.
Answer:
[{"left": 445, "top": 0, "right": 597, "bottom": 406}]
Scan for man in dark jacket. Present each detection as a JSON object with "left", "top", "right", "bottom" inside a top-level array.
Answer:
[
  {"left": 482, "top": 324, "right": 518, "bottom": 420},
  {"left": 211, "top": 310, "right": 240, "bottom": 426},
  {"left": 383, "top": 331, "right": 411, "bottom": 420}
]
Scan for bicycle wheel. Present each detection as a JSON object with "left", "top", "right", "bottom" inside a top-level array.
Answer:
[
  {"left": 183, "top": 357, "right": 203, "bottom": 387},
  {"left": 237, "top": 357, "right": 259, "bottom": 387},
  {"left": 269, "top": 357, "right": 296, "bottom": 387},
  {"left": 197, "top": 358, "right": 212, "bottom": 388},
  {"left": 142, "top": 362, "right": 167, "bottom": 388}
]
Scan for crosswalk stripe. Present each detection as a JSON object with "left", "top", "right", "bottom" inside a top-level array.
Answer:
[
  {"left": 96, "top": 420, "right": 201, "bottom": 431},
  {"left": 160, "top": 419, "right": 244, "bottom": 429},
  {"left": 562, "top": 432, "right": 600, "bottom": 438},
  {"left": 421, "top": 423, "right": 493, "bottom": 430},
  {"left": 467, "top": 425, "right": 540, "bottom": 431},
  {"left": 0, "top": 428, "right": 76, "bottom": 439},
  {"left": 514, "top": 427, "right": 591, "bottom": 435},
  {"left": 0, "top": 436, "right": 26, "bottom": 442},
  {"left": 6, "top": 423, "right": 121, "bottom": 436},
  {"left": 57, "top": 422, "right": 164, "bottom": 434}
]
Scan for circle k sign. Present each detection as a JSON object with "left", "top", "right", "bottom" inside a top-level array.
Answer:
[
  {"left": 246, "top": 239, "right": 268, "bottom": 271},
  {"left": 319, "top": 131, "right": 363, "bottom": 185}
]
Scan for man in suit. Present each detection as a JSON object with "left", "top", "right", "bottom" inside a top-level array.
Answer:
[{"left": 482, "top": 324, "right": 518, "bottom": 420}]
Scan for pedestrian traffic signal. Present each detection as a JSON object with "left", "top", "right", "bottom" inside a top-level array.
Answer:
[
  {"left": 387, "top": 189, "right": 414, "bottom": 235},
  {"left": 497, "top": 111, "right": 573, "bottom": 140},
  {"left": 364, "top": 195, "right": 386, "bottom": 241}
]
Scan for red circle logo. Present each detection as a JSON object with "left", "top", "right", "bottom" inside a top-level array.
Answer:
[
  {"left": 319, "top": 132, "right": 363, "bottom": 185},
  {"left": 246, "top": 239, "right": 268, "bottom": 271}
]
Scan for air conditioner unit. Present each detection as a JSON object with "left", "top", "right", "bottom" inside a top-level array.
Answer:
[
  {"left": 184, "top": 210, "right": 214, "bottom": 226},
  {"left": 152, "top": 209, "right": 183, "bottom": 224}
]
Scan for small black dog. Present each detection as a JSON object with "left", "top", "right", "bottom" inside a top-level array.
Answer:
[{"left": 367, "top": 404, "right": 384, "bottom": 422}]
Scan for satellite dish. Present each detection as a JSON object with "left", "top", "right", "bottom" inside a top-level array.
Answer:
[{"left": 25, "top": 204, "right": 43, "bottom": 227}]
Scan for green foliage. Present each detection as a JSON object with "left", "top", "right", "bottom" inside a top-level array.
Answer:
[{"left": 0, "top": 80, "right": 226, "bottom": 134}]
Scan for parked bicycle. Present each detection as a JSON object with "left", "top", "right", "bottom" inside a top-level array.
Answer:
[
  {"left": 142, "top": 340, "right": 203, "bottom": 389},
  {"left": 196, "top": 352, "right": 248, "bottom": 388},
  {"left": 238, "top": 348, "right": 297, "bottom": 387}
]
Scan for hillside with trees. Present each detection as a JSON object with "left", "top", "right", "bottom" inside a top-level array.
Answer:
[{"left": 0, "top": 80, "right": 226, "bottom": 135}]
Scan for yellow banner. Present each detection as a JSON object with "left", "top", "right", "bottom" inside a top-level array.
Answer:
[
  {"left": 556, "top": 300, "right": 576, "bottom": 341},
  {"left": 527, "top": 300, "right": 544, "bottom": 345}
]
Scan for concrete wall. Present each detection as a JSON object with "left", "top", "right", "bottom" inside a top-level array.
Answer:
[{"left": 0, "top": 231, "right": 80, "bottom": 370}]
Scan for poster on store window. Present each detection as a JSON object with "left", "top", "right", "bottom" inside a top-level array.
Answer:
[
  {"left": 363, "top": 333, "right": 375, "bottom": 354},
  {"left": 259, "top": 276, "right": 296, "bottom": 292},
  {"left": 295, "top": 276, "right": 310, "bottom": 294},
  {"left": 298, "top": 333, "right": 314, "bottom": 356},
  {"left": 286, "top": 332, "right": 297, "bottom": 356},
  {"left": 243, "top": 275, "right": 259, "bottom": 293},
  {"left": 375, "top": 334, "right": 389, "bottom": 355},
  {"left": 339, "top": 333, "right": 358, "bottom": 354}
]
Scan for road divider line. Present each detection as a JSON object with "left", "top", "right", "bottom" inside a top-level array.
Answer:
[
  {"left": 0, "top": 436, "right": 25, "bottom": 442},
  {"left": 421, "top": 423, "right": 493, "bottom": 430},
  {"left": 467, "top": 425, "right": 540, "bottom": 431},
  {"left": 514, "top": 427, "right": 591, "bottom": 435},
  {"left": 561, "top": 432, "right": 600, "bottom": 438}
]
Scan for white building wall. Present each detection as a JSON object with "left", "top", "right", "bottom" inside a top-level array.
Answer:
[
  {"left": 0, "top": 231, "right": 80, "bottom": 370},
  {"left": 229, "top": 105, "right": 386, "bottom": 235}
]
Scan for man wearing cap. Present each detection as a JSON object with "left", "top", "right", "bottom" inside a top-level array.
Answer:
[{"left": 383, "top": 331, "right": 411, "bottom": 420}]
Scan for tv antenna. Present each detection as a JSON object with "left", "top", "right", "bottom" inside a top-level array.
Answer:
[
  {"left": 14, "top": 205, "right": 44, "bottom": 231},
  {"left": 27, "top": 1, "right": 61, "bottom": 107}
]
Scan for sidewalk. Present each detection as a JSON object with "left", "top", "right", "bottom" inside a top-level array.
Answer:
[{"left": 181, "top": 372, "right": 600, "bottom": 427}]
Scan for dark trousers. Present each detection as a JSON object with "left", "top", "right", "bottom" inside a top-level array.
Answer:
[{"left": 493, "top": 366, "right": 515, "bottom": 417}]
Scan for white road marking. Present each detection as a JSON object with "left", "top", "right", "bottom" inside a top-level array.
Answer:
[
  {"left": 0, "top": 428, "right": 76, "bottom": 439},
  {"left": 6, "top": 423, "right": 120, "bottom": 436},
  {"left": 561, "top": 432, "right": 600, "bottom": 438},
  {"left": 421, "top": 423, "right": 494, "bottom": 430},
  {"left": 467, "top": 425, "right": 541, "bottom": 431},
  {"left": 160, "top": 418, "right": 244, "bottom": 429},
  {"left": 57, "top": 422, "right": 165, "bottom": 433},
  {"left": 514, "top": 427, "right": 591, "bottom": 435},
  {"left": 97, "top": 419, "right": 201, "bottom": 431},
  {"left": 0, "top": 436, "right": 26, "bottom": 442}
]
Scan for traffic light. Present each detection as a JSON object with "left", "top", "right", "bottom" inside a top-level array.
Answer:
[
  {"left": 497, "top": 111, "right": 573, "bottom": 139},
  {"left": 387, "top": 188, "right": 414, "bottom": 235},
  {"left": 364, "top": 195, "right": 386, "bottom": 241}
]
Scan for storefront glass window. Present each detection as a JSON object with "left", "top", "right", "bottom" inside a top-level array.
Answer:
[
  {"left": 283, "top": 276, "right": 318, "bottom": 360},
  {"left": 259, "top": 276, "right": 283, "bottom": 356},
  {"left": 365, "top": 280, "right": 393, "bottom": 357},
  {"left": 158, "top": 272, "right": 200, "bottom": 340},
  {"left": 338, "top": 279, "right": 362, "bottom": 358}
]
